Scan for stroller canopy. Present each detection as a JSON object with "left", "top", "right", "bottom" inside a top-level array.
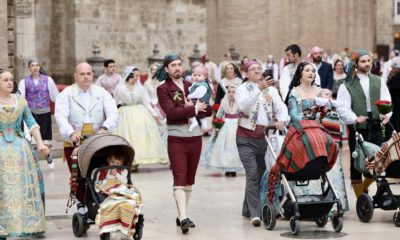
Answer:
[
  {"left": 367, "top": 132, "right": 400, "bottom": 176},
  {"left": 77, "top": 134, "right": 135, "bottom": 178}
]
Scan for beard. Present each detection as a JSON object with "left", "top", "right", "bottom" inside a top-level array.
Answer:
[
  {"left": 357, "top": 66, "right": 371, "bottom": 74},
  {"left": 313, "top": 56, "right": 322, "bottom": 63},
  {"left": 170, "top": 71, "right": 182, "bottom": 79}
]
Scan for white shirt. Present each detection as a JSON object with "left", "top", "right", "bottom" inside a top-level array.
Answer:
[
  {"left": 18, "top": 76, "right": 59, "bottom": 102},
  {"left": 236, "top": 82, "right": 290, "bottom": 126},
  {"left": 336, "top": 74, "right": 392, "bottom": 124},
  {"left": 79, "top": 89, "right": 92, "bottom": 123}
]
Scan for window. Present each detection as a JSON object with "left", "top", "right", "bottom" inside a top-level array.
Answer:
[{"left": 395, "top": 0, "right": 400, "bottom": 24}]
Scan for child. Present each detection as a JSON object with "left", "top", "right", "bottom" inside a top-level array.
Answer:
[
  {"left": 187, "top": 66, "right": 213, "bottom": 132},
  {"left": 95, "top": 149, "right": 143, "bottom": 239},
  {"left": 96, "top": 149, "right": 128, "bottom": 184},
  {"left": 201, "top": 85, "right": 243, "bottom": 176},
  {"left": 316, "top": 88, "right": 337, "bottom": 109}
]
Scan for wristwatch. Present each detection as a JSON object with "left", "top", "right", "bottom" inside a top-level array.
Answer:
[{"left": 101, "top": 126, "right": 108, "bottom": 131}]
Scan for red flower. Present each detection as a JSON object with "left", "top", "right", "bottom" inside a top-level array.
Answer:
[
  {"left": 375, "top": 100, "right": 391, "bottom": 106},
  {"left": 212, "top": 103, "right": 220, "bottom": 112}
]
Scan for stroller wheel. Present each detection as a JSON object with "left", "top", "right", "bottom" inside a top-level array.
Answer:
[
  {"left": 262, "top": 203, "right": 276, "bottom": 230},
  {"left": 100, "top": 233, "right": 110, "bottom": 240},
  {"left": 289, "top": 216, "right": 300, "bottom": 235},
  {"left": 332, "top": 216, "right": 343, "bottom": 232},
  {"left": 356, "top": 193, "right": 374, "bottom": 222},
  {"left": 393, "top": 212, "right": 400, "bottom": 227},
  {"left": 72, "top": 213, "right": 86, "bottom": 237},
  {"left": 314, "top": 214, "right": 329, "bottom": 227},
  {"left": 133, "top": 214, "right": 144, "bottom": 240}
]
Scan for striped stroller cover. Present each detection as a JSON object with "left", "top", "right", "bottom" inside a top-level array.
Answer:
[
  {"left": 268, "top": 120, "right": 338, "bottom": 203},
  {"left": 367, "top": 132, "right": 400, "bottom": 176}
]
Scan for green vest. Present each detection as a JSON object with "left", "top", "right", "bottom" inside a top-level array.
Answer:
[{"left": 345, "top": 74, "right": 381, "bottom": 129}]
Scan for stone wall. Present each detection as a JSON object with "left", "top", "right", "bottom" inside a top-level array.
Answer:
[
  {"left": 376, "top": 0, "right": 394, "bottom": 47},
  {"left": 74, "top": 0, "right": 207, "bottom": 74},
  {"left": 207, "top": 0, "right": 388, "bottom": 63},
  {"left": 0, "top": 1, "right": 8, "bottom": 70}
]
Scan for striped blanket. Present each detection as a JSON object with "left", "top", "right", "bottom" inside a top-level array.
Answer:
[
  {"left": 95, "top": 179, "right": 143, "bottom": 236},
  {"left": 366, "top": 132, "right": 400, "bottom": 176},
  {"left": 268, "top": 120, "right": 338, "bottom": 203}
]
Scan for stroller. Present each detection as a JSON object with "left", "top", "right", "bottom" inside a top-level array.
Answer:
[
  {"left": 261, "top": 120, "right": 344, "bottom": 235},
  {"left": 70, "top": 134, "right": 144, "bottom": 240},
  {"left": 353, "top": 127, "right": 400, "bottom": 226}
]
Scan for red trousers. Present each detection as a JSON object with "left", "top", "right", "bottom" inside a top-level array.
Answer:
[{"left": 168, "top": 136, "right": 202, "bottom": 186}]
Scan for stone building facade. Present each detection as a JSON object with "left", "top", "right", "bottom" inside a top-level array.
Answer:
[
  {"left": 207, "top": 0, "right": 393, "bottom": 63},
  {"left": 0, "top": 0, "right": 396, "bottom": 83}
]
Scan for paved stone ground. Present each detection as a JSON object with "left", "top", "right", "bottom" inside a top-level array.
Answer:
[{"left": 20, "top": 138, "right": 396, "bottom": 240}]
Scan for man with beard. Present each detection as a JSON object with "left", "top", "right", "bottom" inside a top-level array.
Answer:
[
  {"left": 337, "top": 50, "right": 392, "bottom": 198},
  {"left": 156, "top": 54, "right": 208, "bottom": 234},
  {"left": 310, "top": 46, "right": 333, "bottom": 89},
  {"left": 280, "top": 44, "right": 321, "bottom": 100}
]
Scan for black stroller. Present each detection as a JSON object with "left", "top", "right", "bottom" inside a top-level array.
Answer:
[
  {"left": 70, "top": 134, "right": 144, "bottom": 240},
  {"left": 261, "top": 121, "right": 344, "bottom": 235},
  {"left": 353, "top": 129, "right": 400, "bottom": 226}
]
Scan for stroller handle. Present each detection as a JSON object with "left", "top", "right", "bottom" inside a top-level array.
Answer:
[{"left": 264, "top": 125, "right": 277, "bottom": 137}]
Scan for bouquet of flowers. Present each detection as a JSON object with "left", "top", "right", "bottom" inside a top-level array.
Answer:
[
  {"left": 375, "top": 100, "right": 393, "bottom": 115},
  {"left": 212, "top": 117, "right": 225, "bottom": 129}
]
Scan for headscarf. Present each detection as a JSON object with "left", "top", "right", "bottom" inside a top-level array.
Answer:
[
  {"left": 244, "top": 60, "right": 259, "bottom": 72},
  {"left": 345, "top": 49, "right": 369, "bottom": 83},
  {"left": 123, "top": 66, "right": 139, "bottom": 82},
  {"left": 192, "top": 65, "right": 208, "bottom": 79},
  {"left": 153, "top": 53, "right": 182, "bottom": 82},
  {"left": 28, "top": 57, "right": 40, "bottom": 67}
]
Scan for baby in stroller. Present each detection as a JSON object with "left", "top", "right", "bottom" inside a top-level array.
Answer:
[
  {"left": 95, "top": 149, "right": 143, "bottom": 240},
  {"left": 70, "top": 134, "right": 144, "bottom": 240}
]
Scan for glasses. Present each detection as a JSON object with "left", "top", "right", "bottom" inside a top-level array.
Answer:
[{"left": 247, "top": 67, "right": 262, "bottom": 72}]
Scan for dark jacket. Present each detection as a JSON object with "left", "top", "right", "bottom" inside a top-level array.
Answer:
[{"left": 318, "top": 61, "right": 334, "bottom": 89}]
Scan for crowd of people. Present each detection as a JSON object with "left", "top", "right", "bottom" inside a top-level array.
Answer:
[{"left": 0, "top": 42, "right": 399, "bottom": 238}]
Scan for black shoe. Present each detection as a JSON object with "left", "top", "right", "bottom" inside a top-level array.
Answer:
[
  {"left": 180, "top": 218, "right": 194, "bottom": 233},
  {"left": 230, "top": 172, "right": 236, "bottom": 177},
  {"left": 176, "top": 218, "right": 195, "bottom": 228}
]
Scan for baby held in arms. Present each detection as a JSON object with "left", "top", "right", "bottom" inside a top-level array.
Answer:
[{"left": 187, "top": 66, "right": 212, "bottom": 132}]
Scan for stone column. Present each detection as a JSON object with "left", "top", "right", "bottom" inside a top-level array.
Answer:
[
  {"left": 15, "top": 0, "right": 36, "bottom": 81},
  {"left": 50, "top": 0, "right": 75, "bottom": 84}
]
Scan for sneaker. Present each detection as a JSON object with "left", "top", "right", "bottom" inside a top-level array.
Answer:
[
  {"left": 47, "top": 152, "right": 55, "bottom": 169},
  {"left": 251, "top": 217, "right": 261, "bottom": 227}
]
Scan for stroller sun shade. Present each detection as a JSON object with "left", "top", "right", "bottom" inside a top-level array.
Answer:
[{"left": 77, "top": 134, "right": 135, "bottom": 178}]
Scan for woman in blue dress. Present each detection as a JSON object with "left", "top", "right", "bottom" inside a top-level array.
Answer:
[
  {"left": 0, "top": 70, "right": 49, "bottom": 239},
  {"left": 284, "top": 62, "right": 349, "bottom": 212}
]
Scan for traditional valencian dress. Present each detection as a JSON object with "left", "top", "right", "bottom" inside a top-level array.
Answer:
[
  {"left": 114, "top": 82, "right": 168, "bottom": 165},
  {"left": 201, "top": 96, "right": 243, "bottom": 172},
  {"left": 0, "top": 95, "right": 46, "bottom": 238}
]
